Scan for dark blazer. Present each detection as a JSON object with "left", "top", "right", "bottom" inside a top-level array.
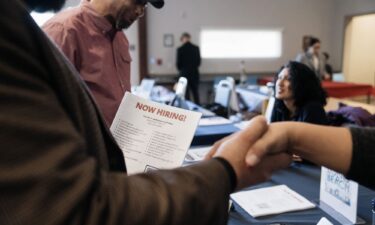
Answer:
[
  {"left": 176, "top": 42, "right": 201, "bottom": 83},
  {"left": 271, "top": 100, "right": 328, "bottom": 125},
  {"left": 0, "top": 1, "right": 232, "bottom": 224}
]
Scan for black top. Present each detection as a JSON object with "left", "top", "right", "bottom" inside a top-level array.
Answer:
[
  {"left": 176, "top": 42, "right": 201, "bottom": 82},
  {"left": 325, "top": 64, "right": 333, "bottom": 77},
  {"left": 347, "top": 127, "right": 375, "bottom": 189},
  {"left": 271, "top": 100, "right": 328, "bottom": 125}
]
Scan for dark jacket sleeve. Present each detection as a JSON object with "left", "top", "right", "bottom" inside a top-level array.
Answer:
[
  {"left": 195, "top": 45, "right": 201, "bottom": 67},
  {"left": 346, "top": 127, "right": 375, "bottom": 189},
  {"left": 0, "top": 1, "right": 233, "bottom": 225}
]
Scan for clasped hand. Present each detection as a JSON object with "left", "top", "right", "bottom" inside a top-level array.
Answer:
[{"left": 205, "top": 116, "right": 292, "bottom": 191}]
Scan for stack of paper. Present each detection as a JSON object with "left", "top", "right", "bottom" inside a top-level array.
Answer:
[
  {"left": 234, "top": 121, "right": 251, "bottom": 130},
  {"left": 231, "top": 185, "right": 315, "bottom": 218},
  {"left": 185, "top": 147, "right": 212, "bottom": 162},
  {"left": 198, "top": 116, "right": 232, "bottom": 126}
]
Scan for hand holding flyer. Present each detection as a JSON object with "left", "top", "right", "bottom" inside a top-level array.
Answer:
[{"left": 111, "top": 92, "right": 202, "bottom": 174}]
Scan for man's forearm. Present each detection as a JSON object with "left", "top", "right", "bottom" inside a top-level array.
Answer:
[{"left": 287, "top": 123, "right": 352, "bottom": 174}]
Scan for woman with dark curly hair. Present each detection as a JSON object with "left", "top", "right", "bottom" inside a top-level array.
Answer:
[{"left": 271, "top": 61, "right": 328, "bottom": 125}]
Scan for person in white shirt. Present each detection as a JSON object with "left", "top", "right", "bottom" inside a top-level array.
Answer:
[{"left": 296, "top": 37, "right": 328, "bottom": 80}]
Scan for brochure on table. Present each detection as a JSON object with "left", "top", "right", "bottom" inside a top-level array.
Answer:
[
  {"left": 111, "top": 92, "right": 202, "bottom": 174},
  {"left": 231, "top": 185, "right": 315, "bottom": 218},
  {"left": 185, "top": 146, "right": 212, "bottom": 162},
  {"left": 317, "top": 217, "right": 334, "bottom": 225},
  {"left": 198, "top": 117, "right": 232, "bottom": 126},
  {"left": 319, "top": 167, "right": 359, "bottom": 224}
]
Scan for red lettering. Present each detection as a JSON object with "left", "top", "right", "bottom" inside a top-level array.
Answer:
[{"left": 135, "top": 102, "right": 143, "bottom": 110}]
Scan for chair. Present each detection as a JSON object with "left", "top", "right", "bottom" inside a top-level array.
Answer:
[
  {"left": 264, "top": 97, "right": 276, "bottom": 124},
  {"left": 226, "top": 77, "right": 241, "bottom": 112},
  {"left": 213, "top": 76, "right": 228, "bottom": 89},
  {"left": 175, "top": 77, "right": 188, "bottom": 99},
  {"left": 170, "top": 77, "right": 190, "bottom": 110},
  {"left": 208, "top": 76, "right": 229, "bottom": 105},
  {"left": 214, "top": 79, "right": 232, "bottom": 108}
]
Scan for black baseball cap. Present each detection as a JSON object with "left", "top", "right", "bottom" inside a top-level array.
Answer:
[{"left": 145, "top": 0, "right": 164, "bottom": 9}]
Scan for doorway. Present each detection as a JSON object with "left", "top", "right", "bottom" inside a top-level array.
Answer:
[{"left": 343, "top": 14, "right": 375, "bottom": 85}]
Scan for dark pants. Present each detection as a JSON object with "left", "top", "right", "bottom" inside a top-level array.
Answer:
[{"left": 185, "top": 81, "right": 200, "bottom": 105}]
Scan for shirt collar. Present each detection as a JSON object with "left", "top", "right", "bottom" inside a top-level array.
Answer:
[{"left": 80, "top": 0, "right": 115, "bottom": 35}]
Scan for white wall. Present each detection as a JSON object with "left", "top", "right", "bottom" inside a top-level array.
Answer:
[
  {"left": 331, "top": 0, "right": 375, "bottom": 72},
  {"left": 124, "top": 22, "right": 140, "bottom": 86},
  {"left": 62, "top": 0, "right": 375, "bottom": 80},
  {"left": 147, "top": 0, "right": 336, "bottom": 76}
]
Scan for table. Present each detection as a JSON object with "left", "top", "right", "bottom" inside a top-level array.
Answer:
[
  {"left": 322, "top": 81, "right": 373, "bottom": 101},
  {"left": 258, "top": 77, "right": 373, "bottom": 101},
  {"left": 258, "top": 76, "right": 274, "bottom": 86},
  {"left": 192, "top": 123, "right": 240, "bottom": 146},
  {"left": 150, "top": 90, "right": 239, "bottom": 146},
  {"left": 236, "top": 86, "right": 270, "bottom": 113},
  {"left": 325, "top": 97, "right": 375, "bottom": 114},
  {"left": 228, "top": 164, "right": 375, "bottom": 225}
]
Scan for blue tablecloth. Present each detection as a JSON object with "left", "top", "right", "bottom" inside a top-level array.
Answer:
[
  {"left": 228, "top": 164, "right": 375, "bottom": 225},
  {"left": 192, "top": 123, "right": 240, "bottom": 146}
]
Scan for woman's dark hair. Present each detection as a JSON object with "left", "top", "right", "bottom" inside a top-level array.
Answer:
[
  {"left": 309, "top": 37, "right": 320, "bottom": 47},
  {"left": 274, "top": 61, "right": 327, "bottom": 108}
]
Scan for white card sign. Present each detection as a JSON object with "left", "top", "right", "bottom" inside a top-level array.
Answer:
[
  {"left": 320, "top": 167, "right": 359, "bottom": 224},
  {"left": 317, "top": 217, "right": 334, "bottom": 225}
]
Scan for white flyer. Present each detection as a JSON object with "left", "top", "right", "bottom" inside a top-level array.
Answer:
[
  {"left": 231, "top": 185, "right": 315, "bottom": 218},
  {"left": 198, "top": 117, "right": 232, "bottom": 126},
  {"left": 111, "top": 92, "right": 202, "bottom": 174},
  {"left": 317, "top": 217, "right": 334, "bottom": 225}
]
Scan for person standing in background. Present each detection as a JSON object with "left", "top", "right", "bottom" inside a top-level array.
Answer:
[
  {"left": 323, "top": 52, "right": 333, "bottom": 80},
  {"left": 296, "top": 37, "right": 327, "bottom": 80},
  {"left": 43, "top": 0, "right": 164, "bottom": 126},
  {"left": 176, "top": 32, "right": 201, "bottom": 105}
]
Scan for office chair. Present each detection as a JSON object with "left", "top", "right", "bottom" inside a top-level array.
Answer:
[
  {"left": 170, "top": 77, "right": 190, "bottom": 110},
  {"left": 264, "top": 97, "right": 276, "bottom": 124}
]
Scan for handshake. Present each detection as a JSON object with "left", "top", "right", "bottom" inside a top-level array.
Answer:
[{"left": 204, "top": 116, "right": 352, "bottom": 191}]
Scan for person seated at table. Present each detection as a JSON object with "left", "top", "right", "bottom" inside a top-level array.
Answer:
[
  {"left": 226, "top": 116, "right": 375, "bottom": 189},
  {"left": 206, "top": 115, "right": 375, "bottom": 190},
  {"left": 271, "top": 61, "right": 328, "bottom": 125},
  {"left": 323, "top": 52, "right": 333, "bottom": 81}
]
